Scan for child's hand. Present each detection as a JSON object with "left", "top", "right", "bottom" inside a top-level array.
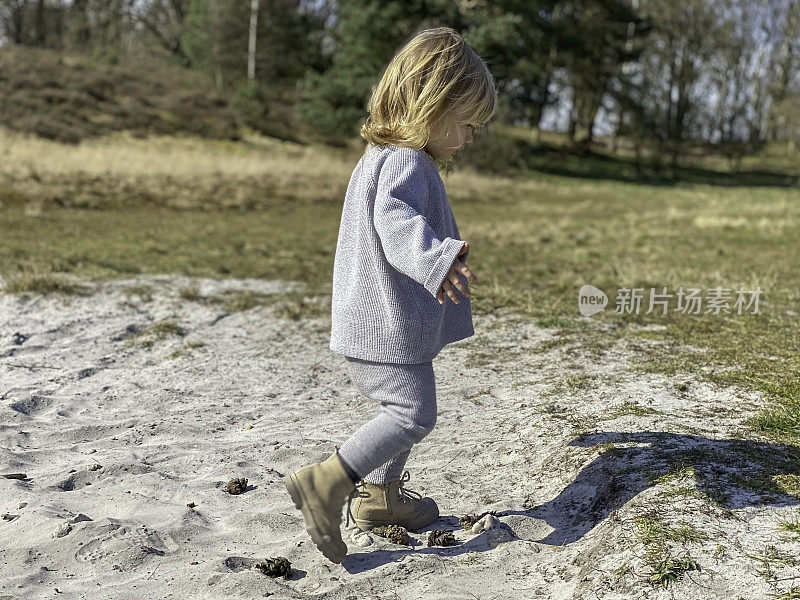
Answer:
[{"left": 437, "top": 241, "right": 478, "bottom": 305}]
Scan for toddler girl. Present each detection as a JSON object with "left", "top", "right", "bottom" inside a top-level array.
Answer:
[{"left": 285, "top": 26, "right": 497, "bottom": 564}]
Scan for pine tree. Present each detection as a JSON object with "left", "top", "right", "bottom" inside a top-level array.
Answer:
[{"left": 296, "top": 0, "right": 462, "bottom": 138}]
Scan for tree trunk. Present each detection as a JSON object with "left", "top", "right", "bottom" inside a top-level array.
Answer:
[
  {"left": 11, "top": 0, "right": 25, "bottom": 44},
  {"left": 35, "top": 0, "right": 46, "bottom": 46},
  {"left": 213, "top": 37, "right": 224, "bottom": 90},
  {"left": 247, "top": 0, "right": 259, "bottom": 80},
  {"left": 611, "top": 108, "right": 625, "bottom": 154},
  {"left": 584, "top": 88, "right": 603, "bottom": 144},
  {"left": 530, "top": 101, "right": 544, "bottom": 143},
  {"left": 73, "top": 0, "right": 91, "bottom": 46},
  {"left": 568, "top": 96, "right": 578, "bottom": 141}
]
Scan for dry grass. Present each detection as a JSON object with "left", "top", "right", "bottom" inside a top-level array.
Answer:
[
  {"left": 2, "top": 270, "right": 87, "bottom": 295},
  {"left": 0, "top": 125, "right": 798, "bottom": 443},
  {"left": 0, "top": 127, "right": 354, "bottom": 211}
]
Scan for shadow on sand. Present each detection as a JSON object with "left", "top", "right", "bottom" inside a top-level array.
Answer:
[{"left": 343, "top": 431, "right": 800, "bottom": 572}]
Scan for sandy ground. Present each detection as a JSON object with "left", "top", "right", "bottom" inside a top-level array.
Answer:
[{"left": 1, "top": 274, "right": 799, "bottom": 600}]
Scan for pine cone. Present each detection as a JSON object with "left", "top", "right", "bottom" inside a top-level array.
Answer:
[
  {"left": 384, "top": 525, "right": 410, "bottom": 545},
  {"left": 257, "top": 556, "right": 292, "bottom": 579},
  {"left": 459, "top": 510, "right": 498, "bottom": 530},
  {"left": 224, "top": 477, "right": 248, "bottom": 494},
  {"left": 371, "top": 525, "right": 410, "bottom": 545},
  {"left": 427, "top": 529, "right": 457, "bottom": 547}
]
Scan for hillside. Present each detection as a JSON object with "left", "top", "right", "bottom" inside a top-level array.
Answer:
[
  {"left": 0, "top": 46, "right": 240, "bottom": 144},
  {"left": 2, "top": 46, "right": 798, "bottom": 188}
]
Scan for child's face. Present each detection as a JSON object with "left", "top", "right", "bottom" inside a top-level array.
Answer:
[{"left": 424, "top": 117, "right": 474, "bottom": 161}]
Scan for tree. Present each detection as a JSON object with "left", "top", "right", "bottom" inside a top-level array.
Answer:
[
  {"left": 0, "top": 0, "right": 28, "bottom": 44},
  {"left": 132, "top": 0, "right": 191, "bottom": 65},
  {"left": 183, "top": 0, "right": 327, "bottom": 90},
  {"left": 559, "top": 0, "right": 648, "bottom": 145},
  {"left": 0, "top": 0, "right": 67, "bottom": 48},
  {"left": 764, "top": 0, "right": 800, "bottom": 146},
  {"left": 464, "top": 1, "right": 560, "bottom": 136},
  {"left": 616, "top": 0, "right": 723, "bottom": 171},
  {"left": 296, "top": 0, "right": 463, "bottom": 138}
]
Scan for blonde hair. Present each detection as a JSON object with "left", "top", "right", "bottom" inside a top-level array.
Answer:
[{"left": 360, "top": 27, "right": 497, "bottom": 151}]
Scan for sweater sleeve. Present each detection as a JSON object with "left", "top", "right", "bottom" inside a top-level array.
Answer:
[{"left": 373, "top": 151, "right": 465, "bottom": 298}]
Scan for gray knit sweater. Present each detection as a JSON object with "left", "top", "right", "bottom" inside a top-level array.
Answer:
[{"left": 329, "top": 143, "right": 474, "bottom": 364}]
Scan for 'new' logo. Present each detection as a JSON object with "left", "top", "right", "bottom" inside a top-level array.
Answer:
[{"left": 578, "top": 285, "right": 607, "bottom": 317}]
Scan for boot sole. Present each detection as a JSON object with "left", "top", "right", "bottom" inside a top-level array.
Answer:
[
  {"left": 285, "top": 474, "right": 347, "bottom": 564},
  {"left": 354, "top": 510, "right": 439, "bottom": 533}
]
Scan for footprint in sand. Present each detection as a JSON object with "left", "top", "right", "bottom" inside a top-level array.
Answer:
[
  {"left": 74, "top": 518, "right": 167, "bottom": 567},
  {"left": 9, "top": 394, "right": 56, "bottom": 416}
]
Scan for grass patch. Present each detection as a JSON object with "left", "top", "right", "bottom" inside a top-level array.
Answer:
[
  {"left": 772, "top": 474, "right": 800, "bottom": 499},
  {"left": 169, "top": 341, "right": 206, "bottom": 360},
  {"left": 776, "top": 514, "right": 800, "bottom": 541},
  {"left": 768, "top": 588, "right": 800, "bottom": 600},
  {"left": 648, "top": 459, "right": 696, "bottom": 486},
  {"left": 750, "top": 399, "right": 800, "bottom": 440},
  {"left": 210, "top": 289, "right": 329, "bottom": 319},
  {"left": 222, "top": 289, "right": 264, "bottom": 312},
  {"left": 607, "top": 400, "right": 661, "bottom": 419},
  {"left": 530, "top": 336, "right": 572, "bottom": 353},
  {"left": 540, "top": 372, "right": 595, "bottom": 398},
  {"left": 748, "top": 544, "right": 800, "bottom": 581},
  {"left": 463, "top": 347, "right": 525, "bottom": 370},
  {"left": 123, "top": 285, "right": 154, "bottom": 301},
  {"left": 2, "top": 270, "right": 88, "bottom": 295},
  {"left": 648, "top": 554, "right": 701, "bottom": 589},
  {"left": 596, "top": 442, "right": 624, "bottom": 457},
  {"left": 673, "top": 381, "right": 691, "bottom": 393},
  {"left": 729, "top": 473, "right": 800, "bottom": 502},
  {"left": 634, "top": 510, "right": 708, "bottom": 549},
  {"left": 658, "top": 486, "right": 707, "bottom": 501},
  {"left": 272, "top": 293, "right": 330, "bottom": 320},
  {"left": 178, "top": 284, "right": 201, "bottom": 301},
  {"left": 126, "top": 319, "right": 186, "bottom": 349},
  {"left": 632, "top": 510, "right": 706, "bottom": 589}
]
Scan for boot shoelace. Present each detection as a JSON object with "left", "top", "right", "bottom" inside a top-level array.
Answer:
[
  {"left": 398, "top": 470, "right": 423, "bottom": 503},
  {"left": 345, "top": 481, "right": 369, "bottom": 529},
  {"left": 344, "top": 471, "right": 424, "bottom": 528}
]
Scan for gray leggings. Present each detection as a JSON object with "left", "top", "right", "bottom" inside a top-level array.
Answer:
[{"left": 337, "top": 357, "right": 437, "bottom": 485}]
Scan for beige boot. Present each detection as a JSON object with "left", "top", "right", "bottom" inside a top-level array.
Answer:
[
  {"left": 348, "top": 470, "right": 439, "bottom": 532},
  {"left": 284, "top": 446, "right": 356, "bottom": 564}
]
